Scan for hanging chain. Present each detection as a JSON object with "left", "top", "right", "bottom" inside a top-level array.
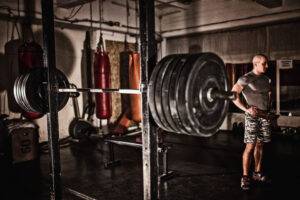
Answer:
[
  {"left": 124, "top": 0, "right": 130, "bottom": 50},
  {"left": 98, "top": 0, "right": 104, "bottom": 50},
  {"left": 135, "top": 0, "right": 139, "bottom": 51},
  {"left": 89, "top": 2, "right": 93, "bottom": 31}
]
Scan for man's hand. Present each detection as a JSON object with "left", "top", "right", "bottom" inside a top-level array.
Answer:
[
  {"left": 255, "top": 108, "right": 279, "bottom": 121},
  {"left": 247, "top": 106, "right": 278, "bottom": 121},
  {"left": 246, "top": 106, "right": 258, "bottom": 117}
]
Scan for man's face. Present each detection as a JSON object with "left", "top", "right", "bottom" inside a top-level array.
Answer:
[{"left": 255, "top": 57, "right": 268, "bottom": 74}]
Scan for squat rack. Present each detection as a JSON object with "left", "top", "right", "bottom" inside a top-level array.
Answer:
[{"left": 41, "top": 0, "right": 158, "bottom": 200}]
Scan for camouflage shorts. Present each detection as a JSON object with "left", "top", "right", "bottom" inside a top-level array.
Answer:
[{"left": 244, "top": 113, "right": 271, "bottom": 143}]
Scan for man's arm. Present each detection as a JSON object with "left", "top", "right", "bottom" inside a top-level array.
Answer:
[{"left": 231, "top": 83, "right": 257, "bottom": 116}]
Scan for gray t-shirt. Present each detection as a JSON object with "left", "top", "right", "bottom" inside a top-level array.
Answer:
[{"left": 237, "top": 71, "right": 271, "bottom": 111}]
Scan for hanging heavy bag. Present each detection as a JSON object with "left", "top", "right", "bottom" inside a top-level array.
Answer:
[
  {"left": 4, "top": 22, "right": 22, "bottom": 113},
  {"left": 119, "top": 50, "right": 132, "bottom": 112},
  {"left": 112, "top": 50, "right": 132, "bottom": 135},
  {"left": 4, "top": 39, "right": 22, "bottom": 113},
  {"left": 129, "top": 52, "right": 142, "bottom": 122},
  {"left": 93, "top": 34, "right": 112, "bottom": 119},
  {"left": 18, "top": 41, "right": 44, "bottom": 73},
  {"left": 82, "top": 31, "right": 95, "bottom": 121},
  {"left": 18, "top": 41, "right": 44, "bottom": 120}
]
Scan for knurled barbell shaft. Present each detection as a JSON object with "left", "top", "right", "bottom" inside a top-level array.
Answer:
[{"left": 58, "top": 88, "right": 141, "bottom": 94}]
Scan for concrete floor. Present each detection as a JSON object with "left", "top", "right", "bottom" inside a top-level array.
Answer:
[{"left": 1, "top": 131, "right": 300, "bottom": 200}]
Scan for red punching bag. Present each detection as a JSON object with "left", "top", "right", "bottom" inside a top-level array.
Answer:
[
  {"left": 94, "top": 35, "right": 112, "bottom": 119},
  {"left": 18, "top": 41, "right": 44, "bottom": 72},
  {"left": 18, "top": 41, "right": 44, "bottom": 119}
]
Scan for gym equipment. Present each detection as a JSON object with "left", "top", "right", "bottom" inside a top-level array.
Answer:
[
  {"left": 18, "top": 41, "right": 44, "bottom": 120},
  {"left": 68, "top": 84, "right": 96, "bottom": 140},
  {"left": 1, "top": 118, "right": 39, "bottom": 163},
  {"left": 18, "top": 41, "right": 44, "bottom": 72},
  {"left": 129, "top": 52, "right": 142, "bottom": 122},
  {"left": 149, "top": 53, "right": 235, "bottom": 137},
  {"left": 13, "top": 67, "right": 69, "bottom": 114},
  {"left": 104, "top": 138, "right": 174, "bottom": 181},
  {"left": 93, "top": 34, "right": 112, "bottom": 119},
  {"left": 82, "top": 31, "right": 95, "bottom": 121},
  {"left": 13, "top": 53, "right": 236, "bottom": 136}
]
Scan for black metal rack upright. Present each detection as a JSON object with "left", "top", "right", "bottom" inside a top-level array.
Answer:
[
  {"left": 139, "top": 0, "right": 159, "bottom": 200},
  {"left": 41, "top": 0, "right": 62, "bottom": 199}
]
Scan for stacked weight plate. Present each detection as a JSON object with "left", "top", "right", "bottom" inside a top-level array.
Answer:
[
  {"left": 13, "top": 68, "right": 69, "bottom": 114},
  {"left": 149, "top": 53, "right": 229, "bottom": 137}
]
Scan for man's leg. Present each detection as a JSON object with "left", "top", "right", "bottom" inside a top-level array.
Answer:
[
  {"left": 243, "top": 113, "right": 259, "bottom": 176},
  {"left": 252, "top": 117, "right": 271, "bottom": 183},
  {"left": 254, "top": 142, "right": 263, "bottom": 173},
  {"left": 241, "top": 113, "right": 258, "bottom": 190},
  {"left": 241, "top": 143, "right": 255, "bottom": 190},
  {"left": 242, "top": 143, "right": 255, "bottom": 176}
]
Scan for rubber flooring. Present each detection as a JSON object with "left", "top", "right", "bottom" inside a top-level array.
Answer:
[{"left": 1, "top": 131, "right": 300, "bottom": 200}]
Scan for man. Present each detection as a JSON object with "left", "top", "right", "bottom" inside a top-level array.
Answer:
[{"left": 231, "top": 54, "right": 271, "bottom": 190}]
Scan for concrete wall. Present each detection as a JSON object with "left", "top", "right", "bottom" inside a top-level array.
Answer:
[
  {"left": 165, "top": 20, "right": 300, "bottom": 129},
  {"left": 160, "top": 0, "right": 300, "bottom": 38},
  {"left": 165, "top": 21, "right": 300, "bottom": 62}
]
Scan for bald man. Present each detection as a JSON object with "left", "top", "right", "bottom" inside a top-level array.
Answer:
[{"left": 231, "top": 54, "right": 272, "bottom": 190}]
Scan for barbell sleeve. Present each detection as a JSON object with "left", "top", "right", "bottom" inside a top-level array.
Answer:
[
  {"left": 58, "top": 88, "right": 141, "bottom": 94},
  {"left": 207, "top": 88, "right": 237, "bottom": 101}
]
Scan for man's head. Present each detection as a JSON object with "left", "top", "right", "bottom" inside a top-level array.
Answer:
[{"left": 252, "top": 54, "right": 268, "bottom": 75}]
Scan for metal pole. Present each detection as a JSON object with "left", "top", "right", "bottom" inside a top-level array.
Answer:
[
  {"left": 58, "top": 88, "right": 141, "bottom": 94},
  {"left": 41, "top": 0, "right": 62, "bottom": 199},
  {"left": 105, "top": 140, "right": 143, "bottom": 148},
  {"left": 276, "top": 62, "right": 280, "bottom": 114},
  {"left": 139, "top": 0, "right": 159, "bottom": 200}
]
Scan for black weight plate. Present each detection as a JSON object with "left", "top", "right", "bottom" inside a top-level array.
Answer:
[
  {"left": 54, "top": 69, "right": 70, "bottom": 111},
  {"left": 176, "top": 54, "right": 202, "bottom": 135},
  {"left": 25, "top": 68, "right": 69, "bottom": 113},
  {"left": 25, "top": 68, "right": 47, "bottom": 113},
  {"left": 13, "top": 74, "right": 44, "bottom": 118},
  {"left": 162, "top": 55, "right": 189, "bottom": 134},
  {"left": 149, "top": 55, "right": 176, "bottom": 130},
  {"left": 186, "top": 53, "right": 229, "bottom": 136},
  {"left": 69, "top": 118, "right": 96, "bottom": 139},
  {"left": 154, "top": 55, "right": 178, "bottom": 132}
]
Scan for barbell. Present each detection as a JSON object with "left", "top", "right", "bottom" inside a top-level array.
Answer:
[{"left": 13, "top": 53, "right": 236, "bottom": 137}]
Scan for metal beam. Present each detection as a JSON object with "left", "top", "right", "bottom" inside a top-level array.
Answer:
[
  {"left": 41, "top": 0, "right": 62, "bottom": 199},
  {"left": 139, "top": 0, "right": 159, "bottom": 199}
]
